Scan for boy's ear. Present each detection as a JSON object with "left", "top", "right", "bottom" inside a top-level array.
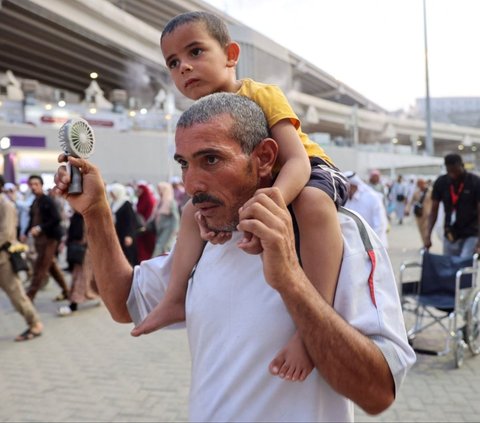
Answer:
[{"left": 226, "top": 42, "right": 240, "bottom": 67}]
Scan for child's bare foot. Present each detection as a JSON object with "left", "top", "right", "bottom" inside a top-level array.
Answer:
[
  {"left": 268, "top": 333, "right": 313, "bottom": 381},
  {"left": 130, "top": 301, "right": 185, "bottom": 337}
]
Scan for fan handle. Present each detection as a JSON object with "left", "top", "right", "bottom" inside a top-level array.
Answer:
[{"left": 68, "top": 164, "right": 83, "bottom": 194}]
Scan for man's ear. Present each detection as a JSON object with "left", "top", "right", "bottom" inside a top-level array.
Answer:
[
  {"left": 252, "top": 138, "right": 278, "bottom": 178},
  {"left": 226, "top": 42, "right": 240, "bottom": 67}
]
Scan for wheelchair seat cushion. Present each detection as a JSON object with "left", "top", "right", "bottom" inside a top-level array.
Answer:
[{"left": 419, "top": 252, "right": 474, "bottom": 308}]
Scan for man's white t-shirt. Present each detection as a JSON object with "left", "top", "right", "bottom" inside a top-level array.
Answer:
[{"left": 128, "top": 212, "right": 416, "bottom": 422}]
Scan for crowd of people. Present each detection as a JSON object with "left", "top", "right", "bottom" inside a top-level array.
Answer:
[
  {"left": 0, "top": 173, "right": 188, "bottom": 339},
  {"left": 344, "top": 153, "right": 480, "bottom": 261}
]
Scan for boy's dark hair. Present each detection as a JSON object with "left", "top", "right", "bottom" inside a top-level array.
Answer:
[
  {"left": 444, "top": 153, "right": 463, "bottom": 167},
  {"left": 28, "top": 174, "right": 44, "bottom": 185},
  {"left": 0, "top": 175, "right": 4, "bottom": 189},
  {"left": 161, "top": 11, "right": 231, "bottom": 46}
]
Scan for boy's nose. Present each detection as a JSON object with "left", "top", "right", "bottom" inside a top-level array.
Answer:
[{"left": 181, "top": 63, "right": 193, "bottom": 74}]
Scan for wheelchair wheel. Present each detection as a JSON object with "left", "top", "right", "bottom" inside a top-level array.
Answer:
[
  {"left": 466, "top": 288, "right": 480, "bottom": 355},
  {"left": 455, "top": 330, "right": 465, "bottom": 368}
]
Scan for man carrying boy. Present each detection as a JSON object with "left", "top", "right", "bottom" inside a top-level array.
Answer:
[{"left": 53, "top": 93, "right": 415, "bottom": 422}]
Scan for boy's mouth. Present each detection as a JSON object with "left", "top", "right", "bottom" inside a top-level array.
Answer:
[{"left": 185, "top": 78, "right": 200, "bottom": 89}]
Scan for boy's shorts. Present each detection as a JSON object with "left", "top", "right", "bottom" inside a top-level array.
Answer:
[{"left": 307, "top": 157, "right": 349, "bottom": 208}]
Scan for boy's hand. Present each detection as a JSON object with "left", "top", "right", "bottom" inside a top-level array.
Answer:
[
  {"left": 195, "top": 211, "right": 232, "bottom": 244},
  {"left": 237, "top": 231, "right": 263, "bottom": 255}
]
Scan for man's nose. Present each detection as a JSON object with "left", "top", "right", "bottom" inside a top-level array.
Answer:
[{"left": 183, "top": 169, "right": 208, "bottom": 197}]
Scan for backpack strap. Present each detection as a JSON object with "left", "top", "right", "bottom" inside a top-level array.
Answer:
[{"left": 338, "top": 207, "right": 377, "bottom": 307}]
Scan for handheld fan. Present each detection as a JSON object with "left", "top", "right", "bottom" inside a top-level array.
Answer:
[{"left": 58, "top": 118, "right": 95, "bottom": 194}]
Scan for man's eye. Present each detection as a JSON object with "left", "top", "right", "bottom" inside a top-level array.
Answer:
[
  {"left": 168, "top": 59, "right": 179, "bottom": 69},
  {"left": 191, "top": 47, "right": 203, "bottom": 57},
  {"left": 206, "top": 156, "right": 219, "bottom": 165},
  {"left": 177, "top": 159, "right": 188, "bottom": 169}
]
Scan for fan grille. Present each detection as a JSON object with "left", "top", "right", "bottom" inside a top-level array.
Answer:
[{"left": 68, "top": 120, "right": 95, "bottom": 158}]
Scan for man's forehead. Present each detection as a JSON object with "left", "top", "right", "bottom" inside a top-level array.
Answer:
[{"left": 175, "top": 119, "right": 237, "bottom": 153}]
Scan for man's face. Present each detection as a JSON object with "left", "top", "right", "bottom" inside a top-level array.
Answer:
[
  {"left": 417, "top": 179, "right": 426, "bottom": 190},
  {"left": 446, "top": 164, "right": 464, "bottom": 181},
  {"left": 28, "top": 178, "right": 43, "bottom": 196},
  {"left": 348, "top": 183, "right": 358, "bottom": 200},
  {"left": 174, "top": 115, "right": 259, "bottom": 232}
]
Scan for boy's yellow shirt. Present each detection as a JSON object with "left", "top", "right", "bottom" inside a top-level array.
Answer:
[{"left": 236, "top": 78, "right": 333, "bottom": 166}]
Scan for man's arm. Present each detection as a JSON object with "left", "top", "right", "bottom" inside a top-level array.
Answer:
[
  {"left": 53, "top": 156, "right": 133, "bottom": 323},
  {"left": 238, "top": 188, "right": 397, "bottom": 415}
]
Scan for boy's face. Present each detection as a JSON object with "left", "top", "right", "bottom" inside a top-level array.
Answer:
[{"left": 161, "top": 22, "right": 238, "bottom": 100}]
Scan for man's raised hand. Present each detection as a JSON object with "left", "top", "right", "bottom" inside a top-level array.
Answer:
[
  {"left": 237, "top": 187, "right": 300, "bottom": 289},
  {"left": 53, "top": 154, "right": 108, "bottom": 217}
]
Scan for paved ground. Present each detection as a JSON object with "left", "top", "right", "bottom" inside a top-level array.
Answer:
[{"left": 1, "top": 216, "right": 480, "bottom": 422}]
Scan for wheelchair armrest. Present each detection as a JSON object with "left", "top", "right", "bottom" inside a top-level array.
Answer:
[
  {"left": 456, "top": 266, "right": 478, "bottom": 285},
  {"left": 399, "top": 261, "right": 422, "bottom": 284},
  {"left": 400, "top": 260, "right": 422, "bottom": 270}
]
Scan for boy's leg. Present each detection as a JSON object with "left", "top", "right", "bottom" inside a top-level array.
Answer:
[
  {"left": 269, "top": 187, "right": 343, "bottom": 381},
  {"left": 131, "top": 200, "right": 205, "bottom": 336}
]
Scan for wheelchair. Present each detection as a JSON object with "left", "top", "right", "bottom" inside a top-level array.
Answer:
[{"left": 399, "top": 250, "right": 480, "bottom": 368}]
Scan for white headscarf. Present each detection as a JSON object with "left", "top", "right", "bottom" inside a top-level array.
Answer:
[{"left": 109, "top": 183, "right": 130, "bottom": 214}]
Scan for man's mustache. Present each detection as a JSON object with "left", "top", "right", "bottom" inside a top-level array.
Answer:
[{"left": 191, "top": 193, "right": 224, "bottom": 206}]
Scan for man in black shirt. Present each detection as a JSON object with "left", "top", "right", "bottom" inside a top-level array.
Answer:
[
  {"left": 425, "top": 154, "right": 480, "bottom": 257},
  {"left": 23, "top": 175, "right": 69, "bottom": 302}
]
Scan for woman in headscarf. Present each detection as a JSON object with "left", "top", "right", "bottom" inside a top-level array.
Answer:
[
  {"left": 109, "top": 183, "right": 138, "bottom": 265},
  {"left": 135, "top": 182, "right": 157, "bottom": 262},
  {"left": 151, "top": 182, "right": 180, "bottom": 257}
]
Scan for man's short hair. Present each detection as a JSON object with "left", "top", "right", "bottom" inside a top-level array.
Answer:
[
  {"left": 0, "top": 175, "right": 4, "bottom": 190},
  {"left": 28, "top": 174, "right": 44, "bottom": 185},
  {"left": 161, "top": 11, "right": 231, "bottom": 47},
  {"left": 177, "top": 92, "right": 270, "bottom": 155},
  {"left": 444, "top": 153, "right": 463, "bottom": 167}
]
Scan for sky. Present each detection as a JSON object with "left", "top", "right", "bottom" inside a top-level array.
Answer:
[{"left": 203, "top": 0, "right": 480, "bottom": 111}]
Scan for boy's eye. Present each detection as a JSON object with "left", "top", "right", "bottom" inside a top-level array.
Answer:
[
  {"left": 168, "top": 59, "right": 179, "bottom": 69},
  {"left": 191, "top": 47, "right": 203, "bottom": 57}
]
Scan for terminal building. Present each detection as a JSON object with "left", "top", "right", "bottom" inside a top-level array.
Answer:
[{"left": 1, "top": 0, "right": 480, "bottom": 186}]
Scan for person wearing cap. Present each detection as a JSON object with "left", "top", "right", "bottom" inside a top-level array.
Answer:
[
  {"left": 426, "top": 153, "right": 480, "bottom": 256},
  {"left": 0, "top": 175, "right": 43, "bottom": 341},
  {"left": 344, "top": 171, "right": 389, "bottom": 248}
]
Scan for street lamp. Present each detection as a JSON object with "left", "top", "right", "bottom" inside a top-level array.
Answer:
[{"left": 423, "top": 0, "right": 434, "bottom": 156}]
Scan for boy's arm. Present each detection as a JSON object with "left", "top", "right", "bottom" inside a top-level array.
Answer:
[
  {"left": 270, "top": 119, "right": 311, "bottom": 205},
  {"left": 53, "top": 156, "right": 134, "bottom": 323}
]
